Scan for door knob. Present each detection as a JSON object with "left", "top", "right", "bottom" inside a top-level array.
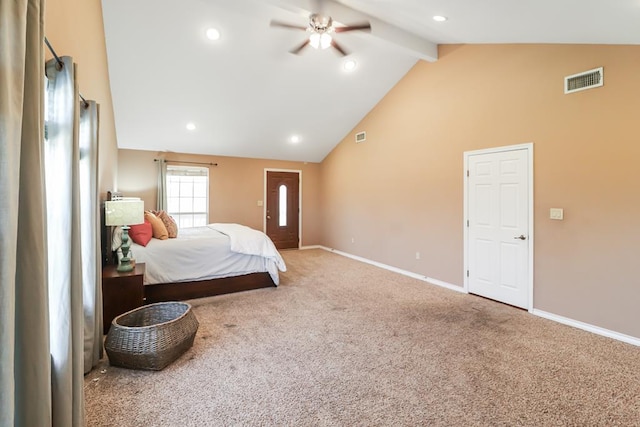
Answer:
[
  {"left": 266, "top": 215, "right": 271, "bottom": 220},
  {"left": 514, "top": 235, "right": 526, "bottom": 240}
]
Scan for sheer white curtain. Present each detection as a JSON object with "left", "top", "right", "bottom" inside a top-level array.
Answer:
[
  {"left": 79, "top": 100, "right": 103, "bottom": 372},
  {"left": 157, "top": 158, "right": 167, "bottom": 210},
  {"left": 0, "top": 0, "right": 51, "bottom": 425},
  {"left": 44, "top": 55, "right": 85, "bottom": 426}
]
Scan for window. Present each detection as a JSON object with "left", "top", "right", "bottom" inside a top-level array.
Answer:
[
  {"left": 166, "top": 166, "right": 209, "bottom": 228},
  {"left": 279, "top": 184, "right": 287, "bottom": 226}
]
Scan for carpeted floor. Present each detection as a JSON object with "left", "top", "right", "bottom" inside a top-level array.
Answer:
[{"left": 85, "top": 249, "right": 640, "bottom": 426}]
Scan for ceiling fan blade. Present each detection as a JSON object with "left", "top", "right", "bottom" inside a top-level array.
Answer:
[
  {"left": 290, "top": 39, "right": 311, "bottom": 55},
  {"left": 334, "top": 22, "right": 371, "bottom": 33},
  {"left": 330, "top": 39, "right": 349, "bottom": 56},
  {"left": 270, "top": 20, "right": 308, "bottom": 31}
]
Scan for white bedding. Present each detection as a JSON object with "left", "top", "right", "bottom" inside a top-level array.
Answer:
[{"left": 130, "top": 223, "right": 286, "bottom": 285}]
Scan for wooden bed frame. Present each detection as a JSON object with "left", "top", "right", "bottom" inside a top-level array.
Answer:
[
  {"left": 103, "top": 191, "right": 276, "bottom": 303},
  {"left": 144, "top": 273, "right": 275, "bottom": 304}
]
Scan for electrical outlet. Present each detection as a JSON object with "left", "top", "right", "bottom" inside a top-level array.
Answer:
[
  {"left": 351, "top": 237, "right": 355, "bottom": 243},
  {"left": 416, "top": 252, "right": 420, "bottom": 260}
]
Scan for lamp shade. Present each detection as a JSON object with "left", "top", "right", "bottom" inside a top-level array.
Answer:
[{"left": 105, "top": 200, "right": 144, "bottom": 226}]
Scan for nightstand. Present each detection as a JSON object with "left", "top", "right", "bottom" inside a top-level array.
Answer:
[{"left": 102, "top": 263, "right": 146, "bottom": 334}]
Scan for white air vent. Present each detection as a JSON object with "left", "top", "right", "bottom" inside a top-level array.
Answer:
[
  {"left": 355, "top": 131, "right": 366, "bottom": 143},
  {"left": 564, "top": 67, "right": 603, "bottom": 94}
]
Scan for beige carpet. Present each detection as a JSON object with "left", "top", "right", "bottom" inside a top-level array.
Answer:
[{"left": 85, "top": 249, "right": 640, "bottom": 426}]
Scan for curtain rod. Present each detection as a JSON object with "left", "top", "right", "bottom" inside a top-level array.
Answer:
[
  {"left": 44, "top": 37, "right": 89, "bottom": 108},
  {"left": 154, "top": 158, "right": 218, "bottom": 167}
]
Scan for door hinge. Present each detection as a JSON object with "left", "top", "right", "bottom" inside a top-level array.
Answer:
[
  {"left": 467, "top": 220, "right": 469, "bottom": 227},
  {"left": 466, "top": 170, "right": 469, "bottom": 177},
  {"left": 467, "top": 270, "right": 469, "bottom": 277}
]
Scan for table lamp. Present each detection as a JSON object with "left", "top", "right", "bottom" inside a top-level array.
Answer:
[{"left": 105, "top": 200, "right": 144, "bottom": 272}]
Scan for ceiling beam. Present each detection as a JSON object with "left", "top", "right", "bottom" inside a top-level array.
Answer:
[{"left": 264, "top": 0, "right": 438, "bottom": 62}]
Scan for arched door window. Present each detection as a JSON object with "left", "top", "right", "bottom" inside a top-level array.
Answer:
[{"left": 279, "top": 184, "right": 287, "bottom": 226}]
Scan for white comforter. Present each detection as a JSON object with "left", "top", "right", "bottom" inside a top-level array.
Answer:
[{"left": 130, "top": 223, "right": 286, "bottom": 285}]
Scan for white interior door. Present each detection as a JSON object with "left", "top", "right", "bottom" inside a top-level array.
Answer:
[{"left": 466, "top": 146, "right": 531, "bottom": 309}]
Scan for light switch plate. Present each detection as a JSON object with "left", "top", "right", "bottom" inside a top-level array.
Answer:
[
  {"left": 550, "top": 208, "right": 564, "bottom": 220},
  {"left": 257, "top": 200, "right": 263, "bottom": 207}
]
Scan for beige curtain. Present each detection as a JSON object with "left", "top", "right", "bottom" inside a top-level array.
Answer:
[
  {"left": 0, "top": 0, "right": 52, "bottom": 426},
  {"left": 2, "top": 2, "right": 102, "bottom": 424},
  {"left": 157, "top": 158, "right": 167, "bottom": 210}
]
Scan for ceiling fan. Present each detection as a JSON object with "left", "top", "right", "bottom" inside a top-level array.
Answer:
[{"left": 270, "top": 9, "right": 371, "bottom": 56}]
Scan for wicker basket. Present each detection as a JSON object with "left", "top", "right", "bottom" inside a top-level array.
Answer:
[{"left": 105, "top": 302, "right": 199, "bottom": 370}]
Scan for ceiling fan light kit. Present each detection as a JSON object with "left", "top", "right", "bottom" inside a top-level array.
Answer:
[
  {"left": 270, "top": 10, "right": 371, "bottom": 56},
  {"left": 309, "top": 32, "right": 332, "bottom": 50}
]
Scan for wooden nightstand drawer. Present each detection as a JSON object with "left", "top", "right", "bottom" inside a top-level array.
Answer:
[{"left": 102, "top": 263, "right": 146, "bottom": 334}]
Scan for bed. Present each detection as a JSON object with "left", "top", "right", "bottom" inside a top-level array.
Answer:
[{"left": 112, "top": 222, "right": 286, "bottom": 303}]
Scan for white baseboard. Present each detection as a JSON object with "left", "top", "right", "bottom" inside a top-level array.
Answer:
[
  {"left": 532, "top": 309, "right": 640, "bottom": 347},
  {"left": 299, "top": 245, "right": 323, "bottom": 250},
  {"left": 309, "top": 246, "right": 640, "bottom": 347},
  {"left": 318, "top": 246, "right": 466, "bottom": 294},
  {"left": 425, "top": 277, "right": 466, "bottom": 293}
]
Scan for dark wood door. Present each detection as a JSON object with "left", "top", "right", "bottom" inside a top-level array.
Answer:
[{"left": 266, "top": 171, "right": 300, "bottom": 249}]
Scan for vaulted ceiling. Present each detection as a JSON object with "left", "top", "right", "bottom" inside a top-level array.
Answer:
[{"left": 102, "top": 0, "right": 640, "bottom": 162}]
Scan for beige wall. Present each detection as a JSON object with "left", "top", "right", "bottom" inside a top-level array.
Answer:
[
  {"left": 51, "top": 9, "right": 638, "bottom": 341},
  {"left": 45, "top": 0, "right": 118, "bottom": 196},
  {"left": 320, "top": 44, "right": 640, "bottom": 338},
  {"left": 118, "top": 149, "right": 322, "bottom": 246}
]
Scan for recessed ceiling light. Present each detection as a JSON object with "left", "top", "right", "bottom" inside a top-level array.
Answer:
[
  {"left": 186, "top": 122, "right": 196, "bottom": 131},
  {"left": 343, "top": 59, "right": 357, "bottom": 71},
  {"left": 206, "top": 28, "right": 221, "bottom": 40},
  {"left": 290, "top": 135, "right": 301, "bottom": 144},
  {"left": 432, "top": 15, "right": 448, "bottom": 22}
]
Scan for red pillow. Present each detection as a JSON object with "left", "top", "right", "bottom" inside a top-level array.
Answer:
[{"left": 128, "top": 220, "right": 153, "bottom": 246}]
